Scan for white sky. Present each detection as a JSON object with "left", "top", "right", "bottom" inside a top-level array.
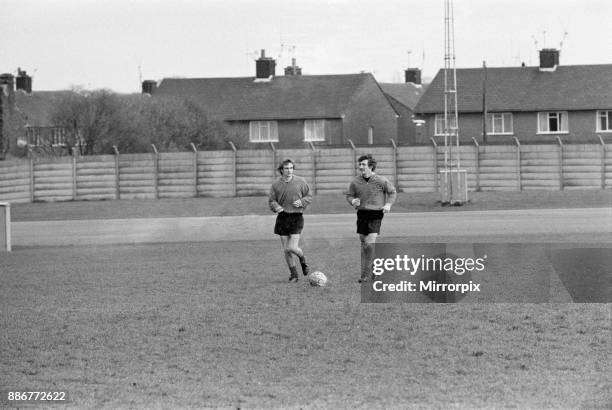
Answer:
[{"left": 2, "top": 0, "right": 611, "bottom": 93}]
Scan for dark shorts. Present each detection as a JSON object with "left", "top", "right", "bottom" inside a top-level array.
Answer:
[
  {"left": 274, "top": 212, "right": 304, "bottom": 236},
  {"left": 356, "top": 209, "right": 384, "bottom": 235}
]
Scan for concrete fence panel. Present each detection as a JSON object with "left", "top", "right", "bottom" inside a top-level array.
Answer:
[
  {"left": 197, "top": 151, "right": 235, "bottom": 197},
  {"left": 605, "top": 143, "right": 612, "bottom": 189},
  {"left": 33, "top": 157, "right": 74, "bottom": 202},
  {"left": 315, "top": 148, "right": 354, "bottom": 194},
  {"left": 76, "top": 155, "right": 117, "bottom": 200},
  {"left": 477, "top": 145, "right": 520, "bottom": 191},
  {"left": 0, "top": 160, "right": 31, "bottom": 203},
  {"left": 397, "top": 146, "right": 437, "bottom": 193},
  {"left": 236, "top": 150, "right": 275, "bottom": 196},
  {"left": 118, "top": 153, "right": 156, "bottom": 199},
  {"left": 158, "top": 152, "right": 196, "bottom": 198},
  {"left": 520, "top": 145, "right": 562, "bottom": 190},
  {"left": 562, "top": 144, "right": 603, "bottom": 189}
]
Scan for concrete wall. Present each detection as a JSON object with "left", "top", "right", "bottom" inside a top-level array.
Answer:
[{"left": 0, "top": 142, "right": 609, "bottom": 203}]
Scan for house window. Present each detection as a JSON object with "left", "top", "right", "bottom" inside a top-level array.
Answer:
[
  {"left": 368, "top": 127, "right": 374, "bottom": 144},
  {"left": 26, "top": 127, "right": 41, "bottom": 146},
  {"left": 537, "top": 111, "right": 568, "bottom": 134},
  {"left": 486, "top": 113, "right": 513, "bottom": 135},
  {"left": 304, "top": 119, "right": 326, "bottom": 142},
  {"left": 597, "top": 110, "right": 612, "bottom": 132},
  {"left": 51, "top": 128, "right": 67, "bottom": 147},
  {"left": 434, "top": 114, "right": 457, "bottom": 136},
  {"left": 249, "top": 121, "right": 278, "bottom": 142}
]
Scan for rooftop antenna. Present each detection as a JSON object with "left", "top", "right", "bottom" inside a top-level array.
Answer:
[
  {"left": 559, "top": 31, "right": 569, "bottom": 51},
  {"left": 531, "top": 35, "right": 539, "bottom": 52}
]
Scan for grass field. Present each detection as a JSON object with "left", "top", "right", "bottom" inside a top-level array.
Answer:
[
  {"left": 10, "top": 189, "right": 612, "bottom": 221},
  {"left": 1, "top": 190, "right": 611, "bottom": 409}
]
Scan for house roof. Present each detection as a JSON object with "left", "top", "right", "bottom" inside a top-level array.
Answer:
[
  {"left": 379, "top": 82, "right": 426, "bottom": 110},
  {"left": 14, "top": 90, "right": 75, "bottom": 127},
  {"left": 414, "top": 64, "right": 612, "bottom": 114},
  {"left": 154, "top": 73, "right": 381, "bottom": 121}
]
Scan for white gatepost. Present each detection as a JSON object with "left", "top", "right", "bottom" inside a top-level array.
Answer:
[{"left": 0, "top": 202, "right": 11, "bottom": 252}]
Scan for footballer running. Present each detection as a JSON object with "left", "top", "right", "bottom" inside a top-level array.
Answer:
[
  {"left": 346, "top": 154, "right": 397, "bottom": 283},
  {"left": 268, "top": 159, "right": 313, "bottom": 283}
]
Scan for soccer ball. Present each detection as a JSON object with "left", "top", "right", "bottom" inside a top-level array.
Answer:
[{"left": 308, "top": 271, "right": 328, "bottom": 287}]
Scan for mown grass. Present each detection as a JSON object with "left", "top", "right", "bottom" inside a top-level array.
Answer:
[
  {"left": 1, "top": 240, "right": 610, "bottom": 409},
  {"left": 10, "top": 189, "right": 612, "bottom": 221}
]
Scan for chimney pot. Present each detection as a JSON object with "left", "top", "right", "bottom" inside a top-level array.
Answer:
[
  {"left": 539, "top": 48, "right": 560, "bottom": 71},
  {"left": 256, "top": 49, "right": 276, "bottom": 79},
  {"left": 404, "top": 68, "right": 422, "bottom": 84}
]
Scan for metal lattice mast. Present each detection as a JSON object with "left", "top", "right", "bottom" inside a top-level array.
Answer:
[{"left": 443, "top": 0, "right": 460, "bottom": 174}]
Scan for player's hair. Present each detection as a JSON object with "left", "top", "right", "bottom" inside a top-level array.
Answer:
[
  {"left": 358, "top": 154, "right": 376, "bottom": 171},
  {"left": 277, "top": 159, "right": 295, "bottom": 175}
]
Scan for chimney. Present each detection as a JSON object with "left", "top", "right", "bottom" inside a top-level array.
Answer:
[
  {"left": 0, "top": 73, "right": 15, "bottom": 113},
  {"left": 141, "top": 80, "right": 157, "bottom": 95},
  {"left": 16, "top": 68, "right": 32, "bottom": 93},
  {"left": 256, "top": 49, "right": 276, "bottom": 79},
  {"left": 404, "top": 68, "right": 422, "bottom": 84},
  {"left": 539, "top": 48, "right": 560, "bottom": 71},
  {"left": 284, "top": 58, "right": 302, "bottom": 76}
]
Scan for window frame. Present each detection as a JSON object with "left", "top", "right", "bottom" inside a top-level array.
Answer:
[
  {"left": 249, "top": 120, "right": 279, "bottom": 143},
  {"left": 434, "top": 113, "right": 457, "bottom": 136},
  {"left": 303, "top": 119, "right": 326, "bottom": 142},
  {"left": 537, "top": 111, "right": 569, "bottom": 134},
  {"left": 596, "top": 110, "right": 612, "bottom": 133},
  {"left": 486, "top": 112, "right": 514, "bottom": 135}
]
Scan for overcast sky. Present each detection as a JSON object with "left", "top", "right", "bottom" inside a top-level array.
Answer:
[{"left": 2, "top": 0, "right": 610, "bottom": 93}]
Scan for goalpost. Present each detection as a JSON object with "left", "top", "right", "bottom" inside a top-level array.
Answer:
[{"left": 0, "top": 202, "right": 11, "bottom": 252}]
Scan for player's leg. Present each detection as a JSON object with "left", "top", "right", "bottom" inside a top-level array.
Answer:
[
  {"left": 280, "top": 235, "right": 299, "bottom": 282},
  {"left": 359, "top": 233, "right": 378, "bottom": 282},
  {"left": 286, "top": 233, "right": 309, "bottom": 275}
]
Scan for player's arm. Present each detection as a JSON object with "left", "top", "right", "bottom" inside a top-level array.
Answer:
[
  {"left": 346, "top": 182, "right": 360, "bottom": 207},
  {"left": 268, "top": 185, "right": 283, "bottom": 213},
  {"left": 382, "top": 178, "right": 397, "bottom": 212},
  {"left": 295, "top": 181, "right": 312, "bottom": 208}
]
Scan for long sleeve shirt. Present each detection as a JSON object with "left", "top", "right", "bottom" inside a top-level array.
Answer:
[
  {"left": 346, "top": 174, "right": 397, "bottom": 210},
  {"left": 268, "top": 175, "right": 312, "bottom": 213}
]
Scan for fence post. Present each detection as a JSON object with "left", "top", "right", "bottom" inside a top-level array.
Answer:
[
  {"left": 347, "top": 138, "right": 356, "bottom": 175},
  {"left": 598, "top": 135, "right": 606, "bottom": 189},
  {"left": 269, "top": 142, "right": 276, "bottom": 183},
  {"left": 472, "top": 137, "right": 480, "bottom": 191},
  {"left": 112, "top": 145, "right": 120, "bottom": 200},
  {"left": 308, "top": 141, "right": 317, "bottom": 194},
  {"left": 72, "top": 147, "right": 78, "bottom": 201},
  {"left": 556, "top": 136, "right": 564, "bottom": 190},
  {"left": 28, "top": 148, "right": 35, "bottom": 202},
  {"left": 0, "top": 202, "right": 10, "bottom": 252},
  {"left": 151, "top": 144, "right": 159, "bottom": 199},
  {"left": 430, "top": 137, "right": 438, "bottom": 192},
  {"left": 191, "top": 143, "right": 198, "bottom": 197},
  {"left": 227, "top": 140, "right": 237, "bottom": 197},
  {"left": 513, "top": 137, "right": 522, "bottom": 191},
  {"left": 390, "top": 138, "right": 398, "bottom": 189}
]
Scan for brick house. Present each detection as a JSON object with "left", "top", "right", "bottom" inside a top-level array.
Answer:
[
  {"left": 0, "top": 69, "right": 73, "bottom": 155},
  {"left": 146, "top": 50, "right": 417, "bottom": 148},
  {"left": 380, "top": 68, "right": 427, "bottom": 146},
  {"left": 414, "top": 49, "right": 612, "bottom": 144}
]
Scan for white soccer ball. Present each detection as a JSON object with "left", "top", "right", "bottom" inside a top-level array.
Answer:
[{"left": 308, "top": 271, "right": 328, "bottom": 287}]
